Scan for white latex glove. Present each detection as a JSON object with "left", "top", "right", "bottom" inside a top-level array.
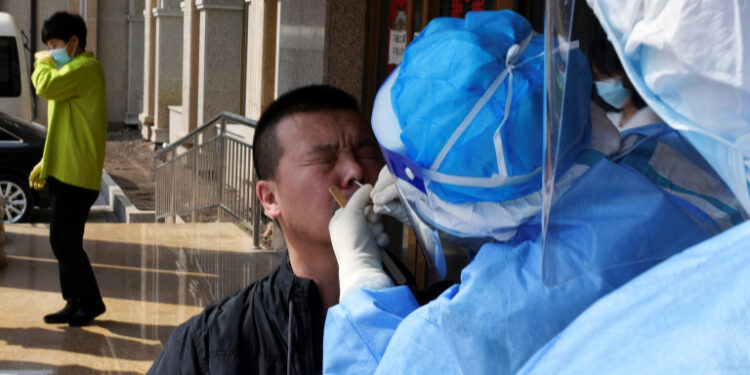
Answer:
[
  {"left": 330, "top": 184, "right": 394, "bottom": 301},
  {"left": 366, "top": 205, "right": 391, "bottom": 248},
  {"left": 371, "top": 165, "right": 411, "bottom": 227}
]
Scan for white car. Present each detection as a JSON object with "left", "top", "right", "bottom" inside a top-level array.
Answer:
[
  {"left": 1, "top": 11, "right": 42, "bottom": 223},
  {"left": 0, "top": 12, "right": 32, "bottom": 122}
]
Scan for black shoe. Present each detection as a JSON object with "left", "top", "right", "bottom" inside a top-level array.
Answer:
[
  {"left": 68, "top": 303, "right": 106, "bottom": 327},
  {"left": 44, "top": 299, "right": 80, "bottom": 324}
]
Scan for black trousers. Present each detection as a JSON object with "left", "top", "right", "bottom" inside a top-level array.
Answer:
[{"left": 47, "top": 177, "right": 104, "bottom": 309}]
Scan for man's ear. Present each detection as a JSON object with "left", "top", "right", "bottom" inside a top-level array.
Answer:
[
  {"left": 68, "top": 35, "right": 81, "bottom": 55},
  {"left": 256, "top": 180, "right": 281, "bottom": 219}
]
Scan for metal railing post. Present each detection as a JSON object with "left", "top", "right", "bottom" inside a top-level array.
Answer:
[
  {"left": 169, "top": 148, "right": 176, "bottom": 223},
  {"left": 252, "top": 172, "right": 260, "bottom": 249},
  {"left": 217, "top": 118, "right": 227, "bottom": 222},
  {"left": 191, "top": 133, "right": 198, "bottom": 223},
  {"left": 154, "top": 157, "right": 160, "bottom": 222}
]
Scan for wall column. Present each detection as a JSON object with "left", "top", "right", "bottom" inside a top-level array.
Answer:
[
  {"left": 275, "top": 0, "right": 326, "bottom": 97},
  {"left": 244, "top": 0, "right": 276, "bottom": 121},
  {"left": 152, "top": 0, "right": 183, "bottom": 144},
  {"left": 126, "top": 0, "right": 145, "bottom": 126},
  {"left": 195, "top": 0, "right": 244, "bottom": 124},
  {"left": 67, "top": 0, "right": 97, "bottom": 57},
  {"left": 177, "top": 0, "right": 199, "bottom": 144},
  {"left": 139, "top": 0, "right": 156, "bottom": 139},
  {"left": 324, "top": 1, "right": 367, "bottom": 107}
]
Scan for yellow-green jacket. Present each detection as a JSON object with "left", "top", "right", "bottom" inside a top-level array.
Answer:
[{"left": 31, "top": 51, "right": 107, "bottom": 191}]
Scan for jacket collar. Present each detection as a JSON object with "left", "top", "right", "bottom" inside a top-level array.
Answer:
[{"left": 277, "top": 252, "right": 319, "bottom": 306}]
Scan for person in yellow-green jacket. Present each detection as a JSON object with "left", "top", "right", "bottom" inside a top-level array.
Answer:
[{"left": 29, "top": 11, "right": 107, "bottom": 327}]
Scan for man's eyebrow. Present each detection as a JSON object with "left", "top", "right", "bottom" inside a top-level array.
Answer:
[
  {"left": 306, "top": 138, "right": 377, "bottom": 155},
  {"left": 308, "top": 142, "right": 337, "bottom": 155}
]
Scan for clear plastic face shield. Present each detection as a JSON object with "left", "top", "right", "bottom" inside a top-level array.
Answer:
[
  {"left": 539, "top": 0, "right": 747, "bottom": 287},
  {"left": 541, "top": 0, "right": 595, "bottom": 287},
  {"left": 373, "top": 67, "right": 448, "bottom": 283},
  {"left": 376, "top": 68, "right": 485, "bottom": 284},
  {"left": 373, "top": 11, "right": 546, "bottom": 284}
]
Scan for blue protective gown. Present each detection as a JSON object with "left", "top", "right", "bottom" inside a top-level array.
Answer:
[
  {"left": 323, "top": 125, "right": 745, "bottom": 374},
  {"left": 517, "top": 219, "right": 750, "bottom": 374}
]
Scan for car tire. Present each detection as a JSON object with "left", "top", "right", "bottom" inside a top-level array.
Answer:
[{"left": 0, "top": 174, "right": 34, "bottom": 223}]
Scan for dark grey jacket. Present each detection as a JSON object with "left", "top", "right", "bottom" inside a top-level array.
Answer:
[{"left": 148, "top": 256, "right": 324, "bottom": 375}]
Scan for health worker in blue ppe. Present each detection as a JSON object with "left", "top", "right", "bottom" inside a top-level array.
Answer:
[
  {"left": 584, "top": 0, "right": 750, "bottom": 214},
  {"left": 323, "top": 9, "right": 748, "bottom": 375},
  {"left": 515, "top": 0, "right": 750, "bottom": 373},
  {"left": 581, "top": 6, "right": 661, "bottom": 132}
]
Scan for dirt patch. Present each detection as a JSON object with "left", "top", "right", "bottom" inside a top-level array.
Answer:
[{"left": 104, "top": 128, "right": 156, "bottom": 211}]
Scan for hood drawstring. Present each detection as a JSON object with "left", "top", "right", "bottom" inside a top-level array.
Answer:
[{"left": 287, "top": 299, "right": 294, "bottom": 375}]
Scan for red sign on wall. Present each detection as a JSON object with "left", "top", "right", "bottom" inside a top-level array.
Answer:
[{"left": 450, "top": 0, "right": 486, "bottom": 18}]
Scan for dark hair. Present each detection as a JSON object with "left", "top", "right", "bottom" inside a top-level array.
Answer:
[
  {"left": 573, "top": 1, "right": 646, "bottom": 110},
  {"left": 41, "top": 12, "right": 87, "bottom": 50},
  {"left": 252, "top": 85, "right": 360, "bottom": 181}
]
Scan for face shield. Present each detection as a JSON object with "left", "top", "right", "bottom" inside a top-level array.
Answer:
[
  {"left": 540, "top": 0, "right": 596, "bottom": 287},
  {"left": 541, "top": 0, "right": 750, "bottom": 288},
  {"left": 372, "top": 11, "right": 545, "bottom": 282}
]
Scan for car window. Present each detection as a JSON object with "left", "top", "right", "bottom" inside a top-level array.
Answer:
[
  {"left": 0, "top": 36, "right": 21, "bottom": 97},
  {"left": 0, "top": 126, "right": 20, "bottom": 142}
]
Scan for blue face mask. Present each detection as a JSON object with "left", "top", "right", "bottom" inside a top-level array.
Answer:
[
  {"left": 49, "top": 41, "right": 75, "bottom": 68},
  {"left": 595, "top": 77, "right": 630, "bottom": 109}
]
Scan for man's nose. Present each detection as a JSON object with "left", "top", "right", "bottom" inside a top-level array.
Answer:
[{"left": 337, "top": 153, "right": 365, "bottom": 189}]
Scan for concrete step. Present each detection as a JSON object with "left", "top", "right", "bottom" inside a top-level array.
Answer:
[{"left": 96, "top": 171, "right": 155, "bottom": 223}]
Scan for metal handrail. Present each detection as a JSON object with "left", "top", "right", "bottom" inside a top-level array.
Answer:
[
  {"left": 155, "top": 111, "right": 255, "bottom": 159},
  {"left": 154, "top": 112, "right": 264, "bottom": 248}
]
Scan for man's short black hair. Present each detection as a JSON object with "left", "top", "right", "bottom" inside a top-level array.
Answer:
[
  {"left": 252, "top": 85, "right": 360, "bottom": 181},
  {"left": 41, "top": 12, "right": 87, "bottom": 50}
]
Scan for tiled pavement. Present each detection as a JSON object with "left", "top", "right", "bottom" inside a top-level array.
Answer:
[{"left": 0, "top": 222, "right": 282, "bottom": 374}]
